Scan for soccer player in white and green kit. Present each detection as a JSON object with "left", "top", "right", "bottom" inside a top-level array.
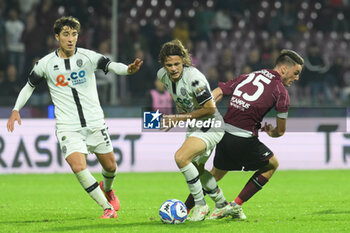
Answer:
[
  {"left": 6, "top": 16, "right": 143, "bottom": 219},
  {"left": 157, "top": 40, "right": 233, "bottom": 221}
]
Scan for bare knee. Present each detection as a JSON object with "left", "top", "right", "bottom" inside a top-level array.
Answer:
[
  {"left": 175, "top": 151, "right": 189, "bottom": 168},
  {"left": 210, "top": 167, "right": 227, "bottom": 181},
  {"left": 70, "top": 163, "right": 87, "bottom": 173},
  {"left": 103, "top": 162, "right": 116, "bottom": 172}
]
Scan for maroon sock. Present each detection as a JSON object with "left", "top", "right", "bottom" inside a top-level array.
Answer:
[
  {"left": 185, "top": 194, "right": 195, "bottom": 214},
  {"left": 236, "top": 172, "right": 269, "bottom": 205}
]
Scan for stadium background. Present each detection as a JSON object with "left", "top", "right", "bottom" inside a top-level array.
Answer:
[
  {"left": 0, "top": 0, "right": 350, "bottom": 173},
  {"left": 1, "top": 1, "right": 350, "bottom": 232}
]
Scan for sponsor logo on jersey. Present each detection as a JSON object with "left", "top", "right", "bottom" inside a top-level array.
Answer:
[
  {"left": 143, "top": 110, "right": 162, "bottom": 129},
  {"left": 55, "top": 70, "right": 87, "bottom": 86},
  {"left": 54, "top": 65, "right": 59, "bottom": 71},
  {"left": 230, "top": 96, "right": 250, "bottom": 111}
]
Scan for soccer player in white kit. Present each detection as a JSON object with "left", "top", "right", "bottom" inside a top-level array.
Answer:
[
  {"left": 157, "top": 40, "right": 233, "bottom": 221},
  {"left": 6, "top": 16, "right": 143, "bottom": 219}
]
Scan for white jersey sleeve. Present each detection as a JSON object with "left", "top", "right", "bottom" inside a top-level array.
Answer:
[{"left": 187, "top": 68, "right": 212, "bottom": 105}]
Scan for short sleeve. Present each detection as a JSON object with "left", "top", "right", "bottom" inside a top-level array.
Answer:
[
  {"left": 157, "top": 68, "right": 167, "bottom": 84},
  {"left": 274, "top": 83, "right": 290, "bottom": 118},
  {"left": 28, "top": 60, "right": 46, "bottom": 87},
  {"left": 190, "top": 69, "right": 212, "bottom": 105}
]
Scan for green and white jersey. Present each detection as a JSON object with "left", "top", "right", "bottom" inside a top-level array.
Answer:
[
  {"left": 157, "top": 66, "right": 221, "bottom": 122},
  {"left": 28, "top": 47, "right": 111, "bottom": 131}
]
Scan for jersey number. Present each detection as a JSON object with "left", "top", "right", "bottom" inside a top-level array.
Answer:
[{"left": 233, "top": 73, "right": 271, "bottom": 101}]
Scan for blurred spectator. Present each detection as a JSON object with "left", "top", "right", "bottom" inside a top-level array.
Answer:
[
  {"left": 0, "top": 4, "right": 5, "bottom": 56},
  {"left": 207, "top": 67, "right": 219, "bottom": 89},
  {"left": 119, "top": 22, "right": 149, "bottom": 63},
  {"left": 3, "top": 65, "right": 21, "bottom": 100},
  {"left": 302, "top": 43, "right": 332, "bottom": 106},
  {"left": 148, "top": 79, "right": 173, "bottom": 115},
  {"left": 193, "top": 5, "right": 215, "bottom": 45},
  {"left": 217, "top": 48, "right": 234, "bottom": 78},
  {"left": 18, "top": 0, "right": 39, "bottom": 16},
  {"left": 5, "top": 9, "right": 25, "bottom": 77},
  {"left": 22, "top": 14, "right": 45, "bottom": 82},
  {"left": 128, "top": 48, "right": 154, "bottom": 98},
  {"left": 35, "top": 0, "right": 58, "bottom": 35},
  {"left": 212, "top": 9, "right": 233, "bottom": 32},
  {"left": 241, "top": 65, "right": 252, "bottom": 74},
  {"left": 247, "top": 48, "right": 263, "bottom": 71},
  {"left": 223, "top": 70, "right": 235, "bottom": 82},
  {"left": 172, "top": 20, "right": 190, "bottom": 45},
  {"left": 148, "top": 24, "right": 172, "bottom": 64}
]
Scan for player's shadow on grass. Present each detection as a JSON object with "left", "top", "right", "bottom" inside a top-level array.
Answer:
[
  {"left": 47, "top": 220, "right": 209, "bottom": 232},
  {"left": 313, "top": 209, "right": 350, "bottom": 215},
  {"left": 0, "top": 217, "right": 90, "bottom": 224}
]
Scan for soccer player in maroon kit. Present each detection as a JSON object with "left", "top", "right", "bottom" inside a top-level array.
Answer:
[{"left": 185, "top": 49, "right": 304, "bottom": 219}]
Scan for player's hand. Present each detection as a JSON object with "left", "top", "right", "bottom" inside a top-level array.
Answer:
[
  {"left": 261, "top": 122, "right": 273, "bottom": 135},
  {"left": 7, "top": 110, "right": 21, "bottom": 132},
  {"left": 127, "top": 58, "right": 143, "bottom": 74}
]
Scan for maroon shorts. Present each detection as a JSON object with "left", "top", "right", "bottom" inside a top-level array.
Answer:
[{"left": 213, "top": 132, "right": 274, "bottom": 171}]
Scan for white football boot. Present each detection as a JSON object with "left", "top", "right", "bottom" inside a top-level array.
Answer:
[
  {"left": 189, "top": 204, "right": 210, "bottom": 221},
  {"left": 208, "top": 203, "right": 233, "bottom": 219},
  {"left": 230, "top": 202, "right": 247, "bottom": 219}
]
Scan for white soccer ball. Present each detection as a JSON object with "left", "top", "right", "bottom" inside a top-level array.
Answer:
[{"left": 159, "top": 199, "right": 187, "bottom": 224}]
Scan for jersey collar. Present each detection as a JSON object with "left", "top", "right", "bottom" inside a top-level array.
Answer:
[{"left": 55, "top": 47, "right": 78, "bottom": 57}]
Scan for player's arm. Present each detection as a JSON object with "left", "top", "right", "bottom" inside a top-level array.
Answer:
[
  {"left": 212, "top": 87, "right": 223, "bottom": 103},
  {"left": 7, "top": 83, "right": 36, "bottom": 132},
  {"left": 261, "top": 117, "right": 286, "bottom": 137},
  {"left": 98, "top": 56, "right": 143, "bottom": 75}
]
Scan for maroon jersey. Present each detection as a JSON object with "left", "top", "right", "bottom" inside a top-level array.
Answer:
[{"left": 218, "top": 69, "right": 289, "bottom": 136}]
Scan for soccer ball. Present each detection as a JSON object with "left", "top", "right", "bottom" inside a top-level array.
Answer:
[{"left": 159, "top": 199, "right": 187, "bottom": 224}]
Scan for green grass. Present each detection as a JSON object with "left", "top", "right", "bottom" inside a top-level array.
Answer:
[{"left": 1, "top": 170, "right": 350, "bottom": 233}]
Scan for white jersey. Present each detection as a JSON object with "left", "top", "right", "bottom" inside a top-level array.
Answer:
[
  {"left": 28, "top": 47, "right": 110, "bottom": 131},
  {"left": 157, "top": 66, "right": 221, "bottom": 122}
]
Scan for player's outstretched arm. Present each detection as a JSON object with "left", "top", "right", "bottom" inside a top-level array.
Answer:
[
  {"left": 7, "top": 110, "right": 21, "bottom": 132},
  {"left": 107, "top": 58, "right": 143, "bottom": 75},
  {"left": 127, "top": 58, "right": 143, "bottom": 74},
  {"left": 7, "top": 82, "right": 35, "bottom": 132}
]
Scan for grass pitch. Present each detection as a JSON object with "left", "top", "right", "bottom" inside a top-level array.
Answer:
[{"left": 1, "top": 170, "right": 350, "bottom": 233}]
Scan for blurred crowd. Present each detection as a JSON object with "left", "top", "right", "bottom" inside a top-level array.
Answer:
[{"left": 0, "top": 0, "right": 349, "bottom": 108}]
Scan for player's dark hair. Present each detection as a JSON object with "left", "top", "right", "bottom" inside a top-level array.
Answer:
[
  {"left": 53, "top": 16, "right": 81, "bottom": 35},
  {"left": 275, "top": 49, "right": 304, "bottom": 67},
  {"left": 158, "top": 40, "right": 193, "bottom": 66}
]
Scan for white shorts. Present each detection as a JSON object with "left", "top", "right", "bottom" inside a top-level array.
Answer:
[
  {"left": 186, "top": 126, "right": 224, "bottom": 165},
  {"left": 56, "top": 125, "right": 113, "bottom": 159}
]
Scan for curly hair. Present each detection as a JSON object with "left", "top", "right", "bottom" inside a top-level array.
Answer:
[
  {"left": 53, "top": 16, "right": 80, "bottom": 35},
  {"left": 158, "top": 40, "right": 192, "bottom": 66}
]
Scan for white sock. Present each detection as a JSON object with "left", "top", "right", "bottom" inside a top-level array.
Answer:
[
  {"left": 75, "top": 168, "right": 113, "bottom": 210},
  {"left": 102, "top": 168, "right": 117, "bottom": 192},
  {"left": 200, "top": 170, "right": 227, "bottom": 208},
  {"left": 180, "top": 163, "right": 205, "bottom": 205}
]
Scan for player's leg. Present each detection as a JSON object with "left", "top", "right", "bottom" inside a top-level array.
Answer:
[
  {"left": 230, "top": 154, "right": 278, "bottom": 220},
  {"left": 66, "top": 152, "right": 117, "bottom": 218},
  {"left": 175, "top": 136, "right": 210, "bottom": 221},
  {"left": 96, "top": 151, "right": 120, "bottom": 211},
  {"left": 234, "top": 155, "right": 278, "bottom": 206},
  {"left": 184, "top": 166, "right": 228, "bottom": 212}
]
